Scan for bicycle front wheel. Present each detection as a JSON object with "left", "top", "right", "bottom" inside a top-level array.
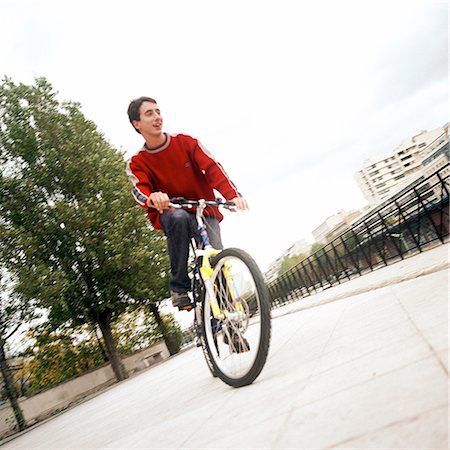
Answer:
[{"left": 202, "top": 248, "right": 271, "bottom": 388}]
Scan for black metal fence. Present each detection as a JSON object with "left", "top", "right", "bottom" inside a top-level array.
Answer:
[{"left": 268, "top": 163, "right": 449, "bottom": 308}]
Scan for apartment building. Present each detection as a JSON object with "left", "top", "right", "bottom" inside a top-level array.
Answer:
[
  {"left": 421, "top": 137, "right": 449, "bottom": 178},
  {"left": 355, "top": 124, "right": 448, "bottom": 205}
]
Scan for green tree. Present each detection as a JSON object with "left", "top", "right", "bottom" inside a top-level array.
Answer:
[
  {"left": 278, "top": 253, "right": 307, "bottom": 276},
  {"left": 309, "top": 242, "right": 324, "bottom": 254},
  {"left": 309, "top": 242, "right": 334, "bottom": 282},
  {"left": 111, "top": 307, "right": 159, "bottom": 355},
  {"left": 111, "top": 306, "right": 183, "bottom": 356},
  {"left": 0, "top": 77, "right": 169, "bottom": 382}
]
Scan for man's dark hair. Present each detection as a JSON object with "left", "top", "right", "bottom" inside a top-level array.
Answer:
[{"left": 127, "top": 96, "right": 157, "bottom": 134}]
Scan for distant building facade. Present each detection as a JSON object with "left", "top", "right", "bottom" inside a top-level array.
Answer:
[
  {"left": 312, "top": 214, "right": 343, "bottom": 244},
  {"left": 264, "top": 256, "right": 284, "bottom": 282},
  {"left": 284, "top": 239, "right": 310, "bottom": 258},
  {"left": 312, "top": 209, "right": 362, "bottom": 244},
  {"left": 355, "top": 124, "right": 449, "bottom": 206},
  {"left": 264, "top": 239, "right": 311, "bottom": 282},
  {"left": 421, "top": 136, "right": 449, "bottom": 179}
]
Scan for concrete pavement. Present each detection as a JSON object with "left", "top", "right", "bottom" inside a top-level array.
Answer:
[{"left": 2, "top": 243, "right": 448, "bottom": 449}]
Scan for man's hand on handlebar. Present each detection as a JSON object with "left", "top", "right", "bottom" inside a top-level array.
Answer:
[
  {"left": 231, "top": 197, "right": 249, "bottom": 211},
  {"left": 147, "top": 191, "right": 171, "bottom": 213}
]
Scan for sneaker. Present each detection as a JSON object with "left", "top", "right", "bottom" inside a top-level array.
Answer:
[{"left": 171, "top": 291, "right": 191, "bottom": 309}]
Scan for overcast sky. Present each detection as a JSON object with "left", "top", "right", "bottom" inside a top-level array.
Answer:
[{"left": 1, "top": 0, "right": 448, "bottom": 272}]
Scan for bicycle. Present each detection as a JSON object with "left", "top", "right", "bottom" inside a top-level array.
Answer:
[{"left": 170, "top": 197, "right": 272, "bottom": 388}]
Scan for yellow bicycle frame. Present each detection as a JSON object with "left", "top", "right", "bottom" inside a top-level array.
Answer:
[{"left": 199, "top": 249, "right": 244, "bottom": 320}]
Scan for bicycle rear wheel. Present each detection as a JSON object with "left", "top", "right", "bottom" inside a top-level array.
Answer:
[{"left": 201, "top": 248, "right": 271, "bottom": 388}]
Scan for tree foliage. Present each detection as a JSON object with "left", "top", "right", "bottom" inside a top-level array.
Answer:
[
  {"left": 18, "top": 324, "right": 105, "bottom": 395},
  {"left": 112, "top": 306, "right": 182, "bottom": 355},
  {"left": 278, "top": 252, "right": 307, "bottom": 276},
  {"left": 18, "top": 308, "right": 182, "bottom": 394},
  {"left": 0, "top": 77, "right": 169, "bottom": 381}
]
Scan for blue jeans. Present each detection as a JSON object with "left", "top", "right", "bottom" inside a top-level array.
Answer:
[{"left": 160, "top": 209, "right": 223, "bottom": 293}]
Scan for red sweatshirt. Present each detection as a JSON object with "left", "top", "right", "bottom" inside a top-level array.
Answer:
[{"left": 126, "top": 133, "right": 241, "bottom": 229}]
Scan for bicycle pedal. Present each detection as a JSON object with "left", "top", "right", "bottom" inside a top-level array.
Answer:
[
  {"left": 238, "top": 346, "right": 250, "bottom": 353},
  {"left": 223, "top": 334, "right": 250, "bottom": 353},
  {"left": 178, "top": 304, "right": 194, "bottom": 311},
  {"left": 234, "top": 341, "right": 250, "bottom": 353}
]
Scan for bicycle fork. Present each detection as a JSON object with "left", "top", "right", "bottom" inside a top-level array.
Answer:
[{"left": 199, "top": 250, "right": 245, "bottom": 323}]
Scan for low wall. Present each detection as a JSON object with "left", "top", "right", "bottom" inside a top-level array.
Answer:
[{"left": 0, "top": 342, "right": 169, "bottom": 438}]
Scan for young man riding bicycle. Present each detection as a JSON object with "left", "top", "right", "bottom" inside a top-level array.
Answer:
[{"left": 126, "top": 97, "right": 248, "bottom": 309}]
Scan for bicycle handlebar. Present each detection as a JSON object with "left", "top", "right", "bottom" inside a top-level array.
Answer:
[{"left": 170, "top": 197, "right": 236, "bottom": 210}]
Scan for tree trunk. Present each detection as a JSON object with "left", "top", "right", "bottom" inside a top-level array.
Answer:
[
  {"left": 94, "top": 326, "right": 109, "bottom": 362},
  {"left": 150, "top": 303, "right": 179, "bottom": 356},
  {"left": 0, "top": 339, "right": 26, "bottom": 431},
  {"left": 96, "top": 311, "right": 128, "bottom": 382}
]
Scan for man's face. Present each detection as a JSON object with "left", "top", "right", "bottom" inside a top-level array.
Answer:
[{"left": 133, "top": 101, "right": 163, "bottom": 137}]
